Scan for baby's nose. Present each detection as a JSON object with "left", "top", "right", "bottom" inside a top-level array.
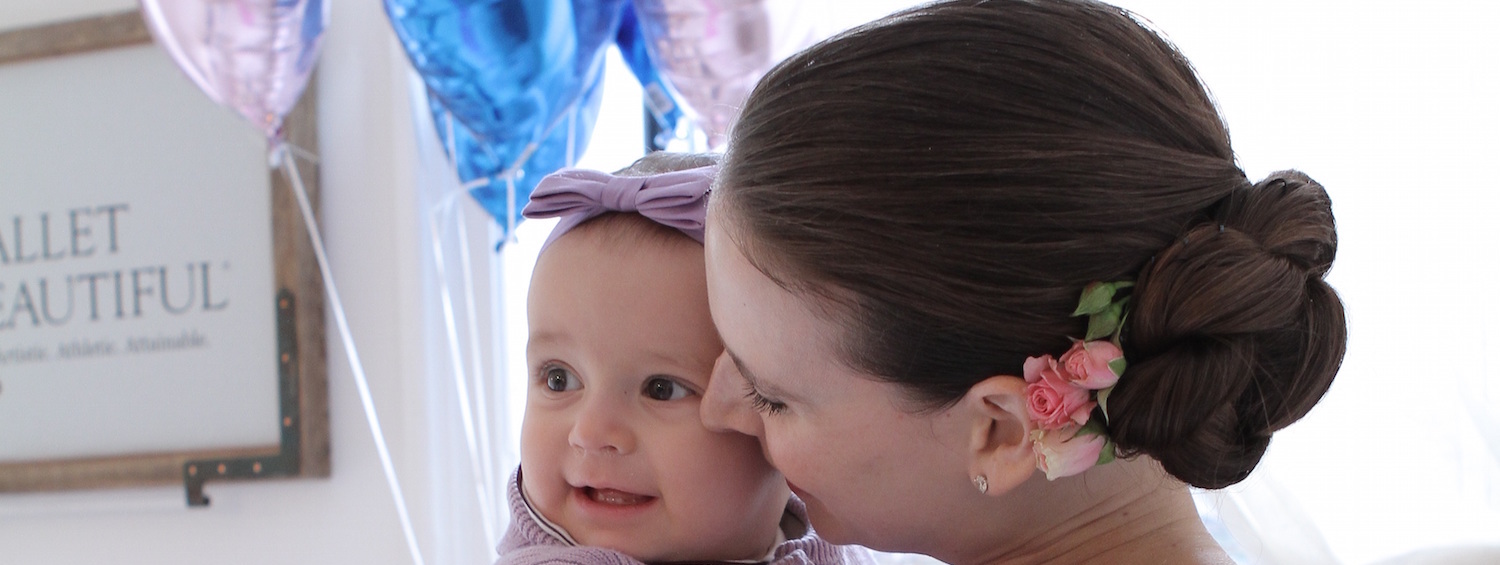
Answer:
[{"left": 568, "top": 393, "right": 637, "bottom": 454}]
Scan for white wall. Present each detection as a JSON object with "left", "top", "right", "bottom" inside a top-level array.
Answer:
[{"left": 0, "top": 1, "right": 439, "bottom": 563}]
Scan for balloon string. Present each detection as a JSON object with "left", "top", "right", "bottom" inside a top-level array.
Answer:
[
  {"left": 505, "top": 174, "right": 517, "bottom": 244},
  {"left": 565, "top": 108, "right": 578, "bottom": 167},
  {"left": 498, "top": 140, "right": 539, "bottom": 245},
  {"left": 442, "top": 111, "right": 501, "bottom": 542},
  {"left": 458, "top": 178, "right": 491, "bottom": 193},
  {"left": 428, "top": 202, "right": 500, "bottom": 541},
  {"left": 444, "top": 112, "right": 459, "bottom": 176},
  {"left": 277, "top": 143, "right": 426, "bottom": 565},
  {"left": 453, "top": 203, "right": 500, "bottom": 539},
  {"left": 492, "top": 101, "right": 570, "bottom": 243},
  {"left": 445, "top": 93, "right": 577, "bottom": 239},
  {"left": 283, "top": 142, "right": 321, "bottom": 164}
]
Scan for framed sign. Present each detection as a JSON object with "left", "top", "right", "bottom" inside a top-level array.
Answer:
[{"left": 0, "top": 10, "right": 329, "bottom": 503}]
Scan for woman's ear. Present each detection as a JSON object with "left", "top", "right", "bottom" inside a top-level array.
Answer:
[{"left": 964, "top": 375, "right": 1037, "bottom": 496}]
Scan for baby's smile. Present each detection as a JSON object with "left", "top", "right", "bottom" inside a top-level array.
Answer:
[
  {"left": 568, "top": 483, "right": 661, "bottom": 525},
  {"left": 578, "top": 486, "right": 656, "bottom": 507}
]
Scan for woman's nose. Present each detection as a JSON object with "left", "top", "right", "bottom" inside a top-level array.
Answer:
[
  {"left": 701, "top": 351, "right": 766, "bottom": 439},
  {"left": 568, "top": 392, "right": 636, "bottom": 454}
]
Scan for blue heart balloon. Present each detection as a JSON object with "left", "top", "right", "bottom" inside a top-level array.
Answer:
[
  {"left": 430, "top": 60, "right": 606, "bottom": 239},
  {"left": 616, "top": 2, "right": 685, "bottom": 148},
  {"left": 387, "top": 0, "right": 625, "bottom": 234}
]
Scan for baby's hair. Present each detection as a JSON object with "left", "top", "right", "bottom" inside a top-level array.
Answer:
[
  {"left": 616, "top": 151, "right": 719, "bottom": 176},
  {"left": 552, "top": 152, "right": 720, "bottom": 252}
]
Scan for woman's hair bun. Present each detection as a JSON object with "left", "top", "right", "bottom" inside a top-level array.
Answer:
[{"left": 1107, "top": 170, "right": 1347, "bottom": 489}]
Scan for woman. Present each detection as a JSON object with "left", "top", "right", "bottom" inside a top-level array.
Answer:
[{"left": 699, "top": 0, "right": 1346, "bottom": 563}]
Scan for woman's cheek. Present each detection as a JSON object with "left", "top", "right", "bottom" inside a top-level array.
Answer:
[{"left": 763, "top": 424, "right": 809, "bottom": 477}]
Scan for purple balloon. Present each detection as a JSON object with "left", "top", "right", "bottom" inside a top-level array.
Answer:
[
  {"left": 632, "top": 0, "right": 820, "bottom": 147},
  {"left": 140, "top": 0, "right": 328, "bottom": 140}
]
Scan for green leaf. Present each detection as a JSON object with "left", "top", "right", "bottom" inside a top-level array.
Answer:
[
  {"left": 1084, "top": 299, "right": 1124, "bottom": 341},
  {"left": 1075, "top": 419, "right": 1117, "bottom": 466},
  {"left": 1097, "top": 385, "right": 1115, "bottom": 424},
  {"left": 1107, "top": 357, "right": 1127, "bottom": 377},
  {"left": 1072, "top": 282, "right": 1116, "bottom": 317},
  {"left": 1111, "top": 308, "right": 1130, "bottom": 347},
  {"left": 1096, "top": 437, "right": 1117, "bottom": 466},
  {"left": 1077, "top": 418, "right": 1107, "bottom": 437}
]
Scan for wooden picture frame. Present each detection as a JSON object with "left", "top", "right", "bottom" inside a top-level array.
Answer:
[{"left": 0, "top": 9, "right": 329, "bottom": 503}]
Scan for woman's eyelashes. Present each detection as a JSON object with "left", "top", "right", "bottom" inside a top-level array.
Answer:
[{"left": 744, "top": 383, "right": 788, "bottom": 415}]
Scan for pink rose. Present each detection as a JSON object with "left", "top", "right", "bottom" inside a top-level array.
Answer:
[
  {"left": 1023, "top": 355, "right": 1094, "bottom": 429},
  {"left": 1059, "top": 340, "right": 1124, "bottom": 390},
  {"left": 1032, "top": 426, "right": 1107, "bottom": 481},
  {"left": 1023, "top": 354, "right": 1051, "bottom": 384}
]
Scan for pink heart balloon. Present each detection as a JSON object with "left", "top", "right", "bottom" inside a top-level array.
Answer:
[
  {"left": 632, "top": 0, "right": 821, "bottom": 148},
  {"left": 139, "top": 0, "right": 328, "bottom": 140}
]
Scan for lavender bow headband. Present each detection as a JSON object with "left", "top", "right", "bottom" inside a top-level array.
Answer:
[{"left": 522, "top": 165, "right": 715, "bottom": 251}]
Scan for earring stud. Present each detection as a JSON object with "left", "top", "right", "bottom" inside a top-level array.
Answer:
[{"left": 973, "top": 474, "right": 988, "bottom": 494}]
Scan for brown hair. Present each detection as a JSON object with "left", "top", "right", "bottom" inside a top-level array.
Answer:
[{"left": 715, "top": 0, "right": 1345, "bottom": 489}]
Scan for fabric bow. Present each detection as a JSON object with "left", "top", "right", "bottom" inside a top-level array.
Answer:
[{"left": 522, "top": 165, "right": 715, "bottom": 250}]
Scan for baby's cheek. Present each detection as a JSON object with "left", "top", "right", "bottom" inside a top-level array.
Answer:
[
  {"left": 518, "top": 413, "right": 572, "bottom": 518},
  {"left": 660, "top": 423, "right": 776, "bottom": 499},
  {"left": 660, "top": 428, "right": 787, "bottom": 559},
  {"left": 717, "top": 432, "right": 783, "bottom": 496},
  {"left": 689, "top": 423, "right": 775, "bottom": 473}
]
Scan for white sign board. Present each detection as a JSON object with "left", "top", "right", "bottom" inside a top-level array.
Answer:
[{"left": 0, "top": 39, "right": 280, "bottom": 464}]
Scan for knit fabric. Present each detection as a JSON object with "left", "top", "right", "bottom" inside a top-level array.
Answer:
[{"left": 496, "top": 469, "right": 874, "bottom": 565}]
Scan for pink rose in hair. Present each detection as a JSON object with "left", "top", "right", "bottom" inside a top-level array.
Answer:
[
  {"left": 1023, "top": 355, "right": 1094, "bottom": 429},
  {"left": 1059, "top": 340, "right": 1124, "bottom": 389},
  {"left": 1032, "top": 426, "right": 1107, "bottom": 480}
]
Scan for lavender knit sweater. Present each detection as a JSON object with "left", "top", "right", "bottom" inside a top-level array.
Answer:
[{"left": 496, "top": 470, "right": 874, "bottom": 565}]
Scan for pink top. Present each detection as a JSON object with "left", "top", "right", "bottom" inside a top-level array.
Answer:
[{"left": 496, "top": 469, "right": 875, "bottom": 565}]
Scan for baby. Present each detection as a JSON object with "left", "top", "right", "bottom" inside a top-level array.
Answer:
[{"left": 498, "top": 153, "right": 870, "bottom": 565}]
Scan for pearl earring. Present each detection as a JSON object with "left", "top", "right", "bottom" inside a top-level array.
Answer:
[{"left": 973, "top": 474, "right": 988, "bottom": 494}]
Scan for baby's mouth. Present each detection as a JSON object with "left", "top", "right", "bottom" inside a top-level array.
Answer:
[{"left": 582, "top": 487, "right": 655, "bottom": 506}]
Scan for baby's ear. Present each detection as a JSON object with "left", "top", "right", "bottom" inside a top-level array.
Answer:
[
  {"left": 963, "top": 375, "right": 1037, "bottom": 495},
  {"left": 614, "top": 151, "right": 720, "bottom": 176}
]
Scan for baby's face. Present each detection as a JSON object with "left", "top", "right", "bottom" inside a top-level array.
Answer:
[{"left": 521, "top": 229, "right": 789, "bottom": 562}]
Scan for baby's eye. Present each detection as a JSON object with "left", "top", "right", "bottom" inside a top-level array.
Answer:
[
  {"left": 543, "top": 366, "right": 580, "bottom": 392},
  {"left": 643, "top": 377, "right": 693, "bottom": 401}
]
